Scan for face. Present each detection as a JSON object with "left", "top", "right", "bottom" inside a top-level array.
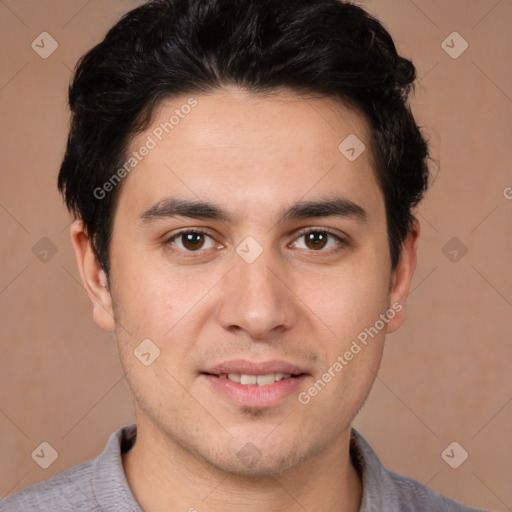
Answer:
[{"left": 72, "top": 88, "right": 417, "bottom": 477}]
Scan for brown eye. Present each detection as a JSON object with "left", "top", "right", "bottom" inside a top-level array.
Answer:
[
  {"left": 181, "top": 232, "right": 205, "bottom": 250},
  {"left": 291, "top": 229, "right": 346, "bottom": 253},
  {"left": 167, "top": 231, "right": 215, "bottom": 252},
  {"left": 303, "top": 232, "right": 329, "bottom": 250}
]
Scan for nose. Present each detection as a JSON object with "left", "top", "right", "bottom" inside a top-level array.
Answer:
[{"left": 216, "top": 246, "right": 298, "bottom": 340}]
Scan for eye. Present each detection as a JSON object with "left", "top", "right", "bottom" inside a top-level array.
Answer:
[
  {"left": 291, "top": 229, "right": 346, "bottom": 252},
  {"left": 165, "top": 228, "right": 347, "bottom": 255},
  {"left": 166, "top": 230, "right": 216, "bottom": 252}
]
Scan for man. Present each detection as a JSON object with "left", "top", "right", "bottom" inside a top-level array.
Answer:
[{"left": 1, "top": 0, "right": 487, "bottom": 510}]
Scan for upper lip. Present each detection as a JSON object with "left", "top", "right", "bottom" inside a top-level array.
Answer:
[{"left": 203, "top": 359, "right": 309, "bottom": 376}]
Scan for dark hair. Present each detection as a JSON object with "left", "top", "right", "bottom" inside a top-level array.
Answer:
[{"left": 58, "top": 0, "right": 429, "bottom": 281}]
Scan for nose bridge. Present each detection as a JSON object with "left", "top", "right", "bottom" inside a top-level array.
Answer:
[
  {"left": 236, "top": 250, "right": 276, "bottom": 299},
  {"left": 216, "top": 240, "right": 297, "bottom": 338}
]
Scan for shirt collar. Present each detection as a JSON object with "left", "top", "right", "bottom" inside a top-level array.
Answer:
[
  {"left": 92, "top": 423, "right": 142, "bottom": 511},
  {"left": 350, "top": 428, "right": 402, "bottom": 511}
]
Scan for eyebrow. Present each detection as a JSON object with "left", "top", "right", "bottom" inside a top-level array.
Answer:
[{"left": 139, "top": 196, "right": 368, "bottom": 225}]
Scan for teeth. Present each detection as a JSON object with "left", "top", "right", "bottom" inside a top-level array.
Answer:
[
  {"left": 222, "top": 373, "right": 295, "bottom": 385},
  {"left": 256, "top": 374, "right": 275, "bottom": 385},
  {"left": 240, "top": 374, "right": 257, "bottom": 385}
]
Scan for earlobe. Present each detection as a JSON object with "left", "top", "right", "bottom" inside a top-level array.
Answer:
[
  {"left": 69, "top": 220, "right": 116, "bottom": 332},
  {"left": 385, "top": 219, "right": 420, "bottom": 334}
]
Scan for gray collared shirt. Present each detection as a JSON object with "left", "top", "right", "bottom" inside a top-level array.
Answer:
[{"left": 0, "top": 424, "right": 488, "bottom": 511}]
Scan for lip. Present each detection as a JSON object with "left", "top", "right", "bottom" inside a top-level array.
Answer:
[
  {"left": 202, "top": 373, "right": 308, "bottom": 408},
  {"left": 201, "top": 359, "right": 310, "bottom": 408},
  {"left": 203, "top": 359, "right": 308, "bottom": 376}
]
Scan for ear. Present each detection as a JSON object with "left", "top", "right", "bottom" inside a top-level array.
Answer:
[
  {"left": 69, "top": 219, "right": 116, "bottom": 332},
  {"left": 385, "top": 219, "right": 420, "bottom": 334}
]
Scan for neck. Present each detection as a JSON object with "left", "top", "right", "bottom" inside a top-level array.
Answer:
[{"left": 122, "top": 418, "right": 362, "bottom": 512}]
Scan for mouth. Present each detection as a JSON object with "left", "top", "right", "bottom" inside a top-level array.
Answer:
[
  {"left": 200, "top": 360, "right": 310, "bottom": 408},
  {"left": 203, "top": 372, "right": 304, "bottom": 385}
]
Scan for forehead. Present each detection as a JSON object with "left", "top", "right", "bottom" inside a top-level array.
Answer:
[{"left": 116, "top": 88, "right": 383, "bottom": 222}]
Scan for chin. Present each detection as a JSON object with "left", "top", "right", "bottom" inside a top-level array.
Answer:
[
  {"left": 197, "top": 434, "right": 317, "bottom": 480},
  {"left": 210, "top": 451, "right": 306, "bottom": 480}
]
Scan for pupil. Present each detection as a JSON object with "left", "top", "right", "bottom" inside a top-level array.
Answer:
[
  {"left": 306, "top": 232, "right": 327, "bottom": 250},
  {"left": 184, "top": 233, "right": 204, "bottom": 250}
]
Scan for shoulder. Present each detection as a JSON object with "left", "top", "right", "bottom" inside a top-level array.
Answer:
[
  {"left": 1, "top": 424, "right": 138, "bottom": 512},
  {"left": 350, "top": 429, "right": 489, "bottom": 512},
  {"left": 386, "top": 469, "right": 488, "bottom": 512},
  {"left": 0, "top": 459, "right": 98, "bottom": 511}
]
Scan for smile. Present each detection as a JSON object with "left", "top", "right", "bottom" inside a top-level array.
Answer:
[{"left": 214, "top": 372, "right": 295, "bottom": 385}]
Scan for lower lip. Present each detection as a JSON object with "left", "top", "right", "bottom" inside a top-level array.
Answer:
[{"left": 202, "top": 374, "right": 308, "bottom": 408}]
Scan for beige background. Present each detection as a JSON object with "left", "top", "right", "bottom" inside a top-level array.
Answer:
[{"left": 1, "top": 0, "right": 511, "bottom": 510}]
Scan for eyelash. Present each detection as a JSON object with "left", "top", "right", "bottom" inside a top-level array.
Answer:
[{"left": 165, "top": 228, "right": 348, "bottom": 257}]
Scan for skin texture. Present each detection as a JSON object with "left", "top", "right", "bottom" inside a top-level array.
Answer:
[{"left": 70, "top": 88, "right": 419, "bottom": 512}]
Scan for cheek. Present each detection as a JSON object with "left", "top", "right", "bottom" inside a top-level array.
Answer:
[
  {"left": 112, "top": 267, "right": 168, "bottom": 333},
  {"left": 299, "top": 257, "right": 391, "bottom": 340},
  {"left": 294, "top": 251, "right": 390, "bottom": 403},
  {"left": 110, "top": 250, "right": 219, "bottom": 350}
]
